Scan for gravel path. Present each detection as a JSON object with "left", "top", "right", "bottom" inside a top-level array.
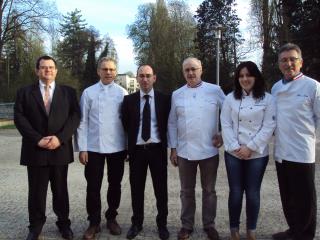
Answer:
[{"left": 0, "top": 129, "right": 319, "bottom": 239}]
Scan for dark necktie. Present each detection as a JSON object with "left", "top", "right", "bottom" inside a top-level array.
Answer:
[{"left": 142, "top": 95, "right": 151, "bottom": 142}]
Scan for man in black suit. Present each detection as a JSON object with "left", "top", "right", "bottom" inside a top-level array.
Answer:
[
  {"left": 121, "top": 65, "right": 171, "bottom": 240},
  {"left": 14, "top": 55, "right": 80, "bottom": 240}
]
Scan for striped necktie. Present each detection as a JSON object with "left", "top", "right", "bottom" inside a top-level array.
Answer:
[{"left": 44, "top": 85, "right": 51, "bottom": 114}]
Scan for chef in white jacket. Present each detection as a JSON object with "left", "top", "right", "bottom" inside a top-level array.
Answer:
[
  {"left": 271, "top": 43, "right": 319, "bottom": 240},
  {"left": 168, "top": 57, "right": 225, "bottom": 240},
  {"left": 221, "top": 61, "right": 276, "bottom": 240}
]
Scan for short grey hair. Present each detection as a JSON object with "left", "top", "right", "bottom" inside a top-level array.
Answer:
[
  {"left": 97, "top": 57, "right": 117, "bottom": 69},
  {"left": 182, "top": 57, "right": 202, "bottom": 68},
  {"left": 278, "top": 43, "right": 302, "bottom": 59}
]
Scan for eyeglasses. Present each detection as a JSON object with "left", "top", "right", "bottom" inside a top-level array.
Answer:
[
  {"left": 138, "top": 74, "right": 153, "bottom": 78},
  {"left": 279, "top": 57, "right": 301, "bottom": 64},
  {"left": 100, "top": 68, "right": 116, "bottom": 72},
  {"left": 39, "top": 66, "right": 56, "bottom": 70},
  {"left": 184, "top": 67, "right": 200, "bottom": 73}
]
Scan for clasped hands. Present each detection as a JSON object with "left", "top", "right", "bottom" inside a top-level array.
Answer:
[
  {"left": 233, "top": 145, "right": 252, "bottom": 160},
  {"left": 38, "top": 136, "right": 61, "bottom": 150},
  {"left": 170, "top": 133, "right": 224, "bottom": 167}
]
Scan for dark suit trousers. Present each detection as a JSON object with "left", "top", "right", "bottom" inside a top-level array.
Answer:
[
  {"left": 27, "top": 165, "right": 70, "bottom": 234},
  {"left": 276, "top": 161, "right": 317, "bottom": 240},
  {"left": 85, "top": 151, "right": 126, "bottom": 225},
  {"left": 129, "top": 144, "right": 168, "bottom": 228}
]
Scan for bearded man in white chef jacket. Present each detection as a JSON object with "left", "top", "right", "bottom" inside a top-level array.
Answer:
[
  {"left": 271, "top": 43, "right": 319, "bottom": 240},
  {"left": 168, "top": 57, "right": 225, "bottom": 240}
]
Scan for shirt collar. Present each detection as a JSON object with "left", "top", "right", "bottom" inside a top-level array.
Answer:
[
  {"left": 187, "top": 80, "right": 203, "bottom": 88},
  {"left": 282, "top": 72, "right": 303, "bottom": 84},
  {"left": 140, "top": 88, "right": 154, "bottom": 99},
  {"left": 99, "top": 80, "right": 114, "bottom": 89},
  {"left": 242, "top": 89, "right": 253, "bottom": 97},
  {"left": 39, "top": 80, "right": 55, "bottom": 89}
]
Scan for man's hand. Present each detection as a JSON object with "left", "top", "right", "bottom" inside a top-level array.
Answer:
[
  {"left": 45, "top": 135, "right": 61, "bottom": 150},
  {"left": 37, "top": 136, "right": 52, "bottom": 148},
  {"left": 170, "top": 148, "right": 178, "bottom": 167},
  {"left": 79, "top": 151, "right": 88, "bottom": 165},
  {"left": 212, "top": 133, "right": 223, "bottom": 148}
]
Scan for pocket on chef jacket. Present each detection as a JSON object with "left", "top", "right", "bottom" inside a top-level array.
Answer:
[
  {"left": 175, "top": 101, "right": 185, "bottom": 117},
  {"left": 202, "top": 99, "right": 218, "bottom": 110},
  {"left": 295, "top": 94, "right": 312, "bottom": 108}
]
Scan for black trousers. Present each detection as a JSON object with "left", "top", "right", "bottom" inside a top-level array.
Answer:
[
  {"left": 276, "top": 160, "right": 317, "bottom": 240},
  {"left": 129, "top": 144, "right": 168, "bottom": 228},
  {"left": 85, "top": 151, "right": 126, "bottom": 225},
  {"left": 27, "top": 165, "right": 70, "bottom": 234}
]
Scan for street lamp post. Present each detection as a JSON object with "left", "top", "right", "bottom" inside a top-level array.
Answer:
[
  {"left": 212, "top": 24, "right": 224, "bottom": 86},
  {"left": 212, "top": 24, "right": 225, "bottom": 140}
]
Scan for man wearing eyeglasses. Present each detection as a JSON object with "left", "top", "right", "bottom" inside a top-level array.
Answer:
[
  {"left": 271, "top": 43, "right": 319, "bottom": 240},
  {"left": 76, "top": 57, "right": 128, "bottom": 240},
  {"left": 168, "top": 57, "right": 225, "bottom": 240},
  {"left": 121, "top": 65, "right": 171, "bottom": 240},
  {"left": 14, "top": 55, "right": 80, "bottom": 240}
]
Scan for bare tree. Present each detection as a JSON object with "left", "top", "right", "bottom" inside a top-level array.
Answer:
[{"left": 0, "top": 0, "right": 58, "bottom": 59}]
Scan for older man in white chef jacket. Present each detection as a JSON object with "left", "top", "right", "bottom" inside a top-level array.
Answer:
[
  {"left": 168, "top": 57, "right": 225, "bottom": 240},
  {"left": 271, "top": 43, "right": 319, "bottom": 240}
]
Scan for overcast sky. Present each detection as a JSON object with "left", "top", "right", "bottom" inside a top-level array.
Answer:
[{"left": 54, "top": 0, "right": 251, "bottom": 73}]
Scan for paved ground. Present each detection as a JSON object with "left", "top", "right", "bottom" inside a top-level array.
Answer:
[{"left": 0, "top": 129, "right": 319, "bottom": 240}]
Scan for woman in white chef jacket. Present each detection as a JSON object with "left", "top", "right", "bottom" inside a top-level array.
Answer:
[{"left": 221, "top": 61, "right": 276, "bottom": 240}]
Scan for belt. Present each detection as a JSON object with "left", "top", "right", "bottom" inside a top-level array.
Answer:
[{"left": 136, "top": 143, "right": 162, "bottom": 150}]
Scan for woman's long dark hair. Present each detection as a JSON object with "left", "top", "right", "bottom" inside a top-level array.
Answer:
[{"left": 233, "top": 61, "right": 266, "bottom": 100}]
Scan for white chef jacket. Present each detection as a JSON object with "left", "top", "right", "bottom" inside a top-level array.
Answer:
[
  {"left": 221, "top": 91, "right": 276, "bottom": 159},
  {"left": 271, "top": 74, "right": 320, "bottom": 163},
  {"left": 168, "top": 81, "right": 225, "bottom": 160},
  {"left": 136, "top": 89, "right": 161, "bottom": 144},
  {"left": 76, "top": 81, "right": 128, "bottom": 153}
]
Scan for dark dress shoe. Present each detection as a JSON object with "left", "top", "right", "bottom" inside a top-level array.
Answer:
[
  {"left": 204, "top": 227, "right": 220, "bottom": 240},
  {"left": 59, "top": 227, "right": 73, "bottom": 240},
  {"left": 126, "top": 225, "right": 143, "bottom": 239},
  {"left": 25, "top": 232, "right": 39, "bottom": 240},
  {"left": 83, "top": 225, "right": 101, "bottom": 240},
  {"left": 272, "top": 229, "right": 293, "bottom": 240},
  {"left": 107, "top": 219, "right": 122, "bottom": 235},
  {"left": 158, "top": 226, "right": 169, "bottom": 240},
  {"left": 177, "top": 228, "right": 193, "bottom": 240}
]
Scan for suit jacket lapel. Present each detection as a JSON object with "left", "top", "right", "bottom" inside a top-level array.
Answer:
[
  {"left": 31, "top": 83, "right": 47, "bottom": 116},
  {"left": 154, "top": 90, "right": 161, "bottom": 125},
  {"left": 134, "top": 91, "right": 141, "bottom": 139},
  {"left": 50, "top": 84, "right": 61, "bottom": 116}
]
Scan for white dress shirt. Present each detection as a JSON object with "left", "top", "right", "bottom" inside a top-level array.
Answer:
[
  {"left": 76, "top": 81, "right": 128, "bottom": 153},
  {"left": 168, "top": 81, "right": 225, "bottom": 160},
  {"left": 39, "top": 80, "right": 55, "bottom": 102},
  {"left": 221, "top": 91, "right": 276, "bottom": 159},
  {"left": 271, "top": 74, "right": 320, "bottom": 163},
  {"left": 136, "top": 89, "right": 161, "bottom": 144}
]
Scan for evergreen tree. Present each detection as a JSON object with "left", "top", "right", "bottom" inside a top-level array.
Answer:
[
  {"left": 82, "top": 27, "right": 101, "bottom": 91},
  {"left": 56, "top": 9, "right": 88, "bottom": 78},
  {"left": 195, "top": 0, "right": 243, "bottom": 92},
  {"left": 98, "top": 35, "right": 118, "bottom": 63}
]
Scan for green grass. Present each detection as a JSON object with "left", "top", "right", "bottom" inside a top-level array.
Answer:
[{"left": 0, "top": 124, "right": 16, "bottom": 129}]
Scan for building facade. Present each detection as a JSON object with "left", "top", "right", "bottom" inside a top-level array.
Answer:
[{"left": 115, "top": 74, "right": 139, "bottom": 93}]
